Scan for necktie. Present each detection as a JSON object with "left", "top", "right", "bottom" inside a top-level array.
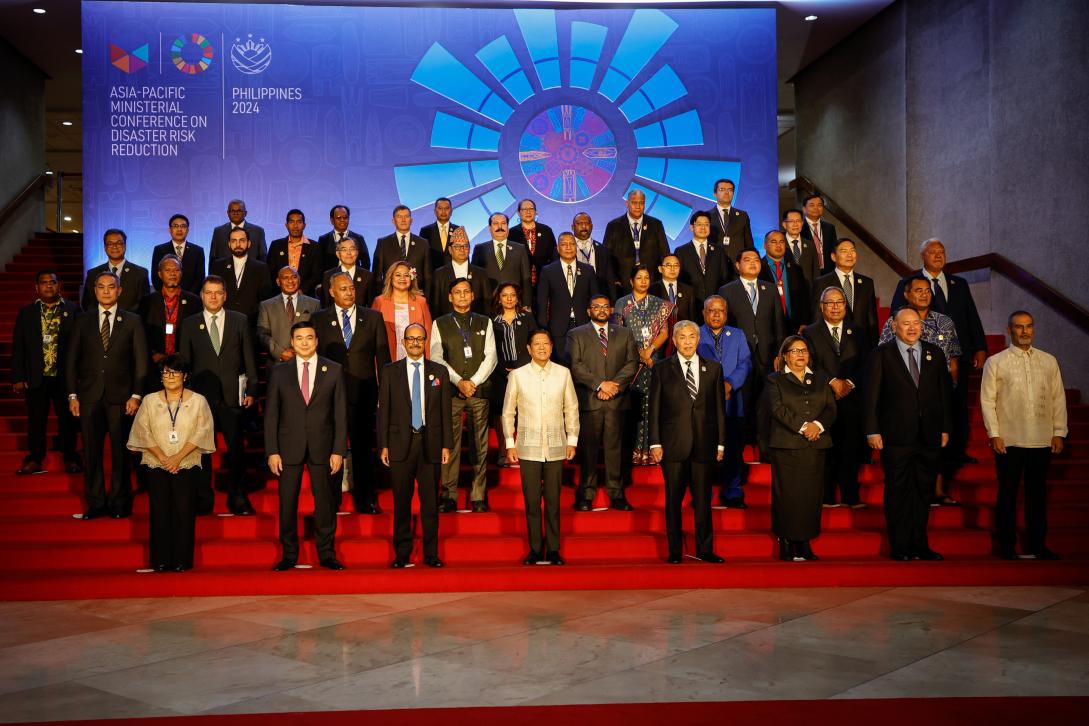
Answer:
[
  {"left": 342, "top": 308, "right": 353, "bottom": 347},
  {"left": 411, "top": 361, "right": 423, "bottom": 429},
  {"left": 685, "top": 360, "right": 697, "bottom": 400},
  {"left": 773, "top": 260, "right": 787, "bottom": 316},
  {"left": 100, "top": 310, "right": 111, "bottom": 351},
  {"left": 907, "top": 346, "right": 920, "bottom": 387},
  {"left": 175, "top": 245, "right": 184, "bottom": 259},
  {"left": 496, "top": 243, "right": 505, "bottom": 270},
  {"left": 285, "top": 295, "right": 295, "bottom": 321},
  {"left": 209, "top": 314, "right": 221, "bottom": 355},
  {"left": 791, "top": 239, "right": 802, "bottom": 263},
  {"left": 668, "top": 283, "right": 676, "bottom": 305},
  {"left": 931, "top": 276, "right": 948, "bottom": 309},
  {"left": 598, "top": 326, "right": 608, "bottom": 355},
  {"left": 831, "top": 325, "right": 840, "bottom": 354},
  {"left": 698, "top": 242, "right": 706, "bottom": 272},
  {"left": 400, "top": 234, "right": 408, "bottom": 258},
  {"left": 566, "top": 264, "right": 575, "bottom": 297},
  {"left": 301, "top": 360, "right": 311, "bottom": 404},
  {"left": 811, "top": 223, "right": 824, "bottom": 261},
  {"left": 110, "top": 265, "right": 119, "bottom": 277},
  {"left": 721, "top": 209, "right": 729, "bottom": 234},
  {"left": 632, "top": 223, "right": 641, "bottom": 262},
  {"left": 842, "top": 274, "right": 855, "bottom": 309},
  {"left": 747, "top": 282, "right": 758, "bottom": 313},
  {"left": 440, "top": 225, "right": 448, "bottom": 251}
]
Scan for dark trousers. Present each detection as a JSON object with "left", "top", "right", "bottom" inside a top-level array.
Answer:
[
  {"left": 278, "top": 453, "right": 336, "bottom": 562},
  {"left": 576, "top": 407, "right": 624, "bottom": 502},
  {"left": 390, "top": 431, "right": 440, "bottom": 559},
  {"left": 519, "top": 459, "right": 562, "bottom": 554},
  {"left": 334, "top": 381, "right": 379, "bottom": 510},
  {"left": 824, "top": 401, "right": 862, "bottom": 505},
  {"left": 662, "top": 460, "right": 714, "bottom": 558},
  {"left": 995, "top": 446, "right": 1052, "bottom": 554},
  {"left": 948, "top": 356, "right": 973, "bottom": 459},
  {"left": 25, "top": 376, "right": 78, "bottom": 462},
  {"left": 881, "top": 444, "right": 942, "bottom": 557},
  {"left": 719, "top": 416, "right": 745, "bottom": 501},
  {"left": 80, "top": 399, "right": 132, "bottom": 512},
  {"left": 198, "top": 400, "right": 247, "bottom": 510},
  {"left": 442, "top": 394, "right": 490, "bottom": 503},
  {"left": 146, "top": 465, "right": 197, "bottom": 569}
]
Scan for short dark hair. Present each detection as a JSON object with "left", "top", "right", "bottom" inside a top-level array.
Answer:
[
  {"left": 517, "top": 198, "right": 536, "bottom": 211},
  {"left": 660, "top": 253, "right": 680, "bottom": 264},
  {"left": 228, "top": 226, "right": 249, "bottom": 240},
  {"left": 781, "top": 208, "right": 803, "bottom": 221},
  {"left": 713, "top": 178, "right": 735, "bottom": 192},
  {"left": 434, "top": 197, "right": 451, "bottom": 207},
  {"left": 589, "top": 292, "right": 611, "bottom": 306},
  {"left": 393, "top": 204, "right": 411, "bottom": 216},
  {"left": 102, "top": 228, "right": 127, "bottom": 244},
  {"left": 527, "top": 329, "right": 553, "bottom": 345},
  {"left": 169, "top": 213, "right": 189, "bottom": 228},
  {"left": 1007, "top": 309, "right": 1033, "bottom": 327},
  {"left": 329, "top": 204, "right": 349, "bottom": 218},
  {"left": 690, "top": 211, "right": 712, "bottom": 226},
  {"left": 763, "top": 229, "right": 785, "bottom": 244},
  {"left": 35, "top": 269, "right": 58, "bottom": 284},
  {"left": 802, "top": 193, "right": 823, "bottom": 207},
  {"left": 629, "top": 263, "right": 651, "bottom": 282},
  {"left": 735, "top": 248, "right": 761, "bottom": 264},
  {"left": 557, "top": 231, "right": 576, "bottom": 244},
  {"left": 448, "top": 277, "right": 472, "bottom": 294},
  {"left": 290, "top": 319, "right": 316, "bottom": 335},
  {"left": 202, "top": 274, "right": 226, "bottom": 290},
  {"left": 159, "top": 353, "right": 191, "bottom": 375},
  {"left": 489, "top": 212, "right": 509, "bottom": 225},
  {"left": 905, "top": 272, "right": 931, "bottom": 289},
  {"left": 94, "top": 269, "right": 120, "bottom": 286},
  {"left": 286, "top": 208, "right": 305, "bottom": 222},
  {"left": 404, "top": 322, "right": 427, "bottom": 338},
  {"left": 832, "top": 237, "right": 855, "bottom": 252}
]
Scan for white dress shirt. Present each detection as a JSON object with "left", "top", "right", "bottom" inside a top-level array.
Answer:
[
  {"left": 451, "top": 260, "right": 469, "bottom": 278},
  {"left": 502, "top": 359, "right": 580, "bottom": 461},
  {"left": 925, "top": 269, "right": 949, "bottom": 300},
  {"left": 202, "top": 308, "right": 225, "bottom": 332},
  {"left": 429, "top": 316, "right": 498, "bottom": 386},
  {"left": 232, "top": 255, "right": 247, "bottom": 284},
  {"left": 576, "top": 239, "right": 596, "bottom": 270},
  {"left": 980, "top": 345, "right": 1068, "bottom": 447}
]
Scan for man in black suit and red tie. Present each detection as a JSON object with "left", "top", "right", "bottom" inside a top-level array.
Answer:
[
  {"left": 210, "top": 199, "right": 267, "bottom": 262},
  {"left": 379, "top": 323, "right": 453, "bottom": 569},
  {"left": 675, "top": 211, "right": 731, "bottom": 308},
  {"left": 317, "top": 205, "right": 370, "bottom": 274},
  {"left": 139, "top": 255, "right": 201, "bottom": 368},
  {"left": 649, "top": 320, "right": 726, "bottom": 564},
  {"left": 152, "top": 214, "right": 206, "bottom": 295},
  {"left": 418, "top": 197, "right": 460, "bottom": 273},
  {"left": 266, "top": 320, "right": 348, "bottom": 571},
  {"left": 603, "top": 189, "right": 667, "bottom": 292},
  {"left": 373, "top": 205, "right": 432, "bottom": 295},
  {"left": 811, "top": 238, "right": 879, "bottom": 351},
  {"left": 536, "top": 232, "right": 599, "bottom": 362},
  {"left": 67, "top": 270, "right": 148, "bottom": 519},
  {"left": 509, "top": 198, "right": 557, "bottom": 288},
  {"left": 209, "top": 227, "right": 272, "bottom": 327},
  {"left": 706, "top": 178, "right": 754, "bottom": 262},
  {"left": 572, "top": 211, "right": 620, "bottom": 302},
  {"left": 81, "top": 229, "right": 150, "bottom": 313},
  {"left": 801, "top": 194, "right": 837, "bottom": 274},
  {"left": 267, "top": 209, "right": 322, "bottom": 297},
  {"left": 864, "top": 308, "right": 952, "bottom": 561}
]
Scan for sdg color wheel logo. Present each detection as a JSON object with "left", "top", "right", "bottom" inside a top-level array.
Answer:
[
  {"left": 399, "top": 8, "right": 742, "bottom": 242},
  {"left": 171, "top": 33, "right": 214, "bottom": 74}
]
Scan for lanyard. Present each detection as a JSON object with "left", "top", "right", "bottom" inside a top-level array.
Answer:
[
  {"left": 452, "top": 315, "right": 473, "bottom": 347},
  {"left": 164, "top": 392, "right": 182, "bottom": 430}
]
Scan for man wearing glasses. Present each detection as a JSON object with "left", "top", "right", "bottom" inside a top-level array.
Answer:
[
  {"left": 151, "top": 214, "right": 206, "bottom": 295},
  {"left": 318, "top": 205, "right": 370, "bottom": 274},
  {"left": 81, "top": 229, "right": 149, "bottom": 312}
]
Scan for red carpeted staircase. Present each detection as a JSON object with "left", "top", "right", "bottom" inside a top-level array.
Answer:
[{"left": 0, "top": 232, "right": 1087, "bottom": 600}]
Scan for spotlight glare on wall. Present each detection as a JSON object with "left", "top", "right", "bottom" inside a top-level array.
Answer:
[
  {"left": 805, "top": 15, "right": 818, "bottom": 22},
  {"left": 75, "top": 49, "right": 83, "bottom": 54},
  {"left": 61, "top": 121, "right": 74, "bottom": 127},
  {"left": 33, "top": 8, "right": 46, "bottom": 15},
  {"left": 64, "top": 216, "right": 73, "bottom": 222}
]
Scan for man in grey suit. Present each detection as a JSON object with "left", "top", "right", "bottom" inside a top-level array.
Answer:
[
  {"left": 471, "top": 213, "right": 533, "bottom": 309},
  {"left": 566, "top": 293, "right": 639, "bottom": 511},
  {"left": 210, "top": 199, "right": 267, "bottom": 262},
  {"left": 257, "top": 266, "right": 321, "bottom": 364}
]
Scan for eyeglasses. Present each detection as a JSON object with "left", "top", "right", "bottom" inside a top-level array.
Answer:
[
  {"left": 170, "top": 223, "right": 189, "bottom": 229},
  {"left": 821, "top": 300, "right": 846, "bottom": 307},
  {"left": 162, "top": 370, "right": 182, "bottom": 378},
  {"left": 784, "top": 348, "right": 808, "bottom": 355},
  {"left": 104, "top": 241, "right": 125, "bottom": 247},
  {"left": 404, "top": 336, "right": 427, "bottom": 344},
  {"left": 589, "top": 304, "right": 611, "bottom": 310}
]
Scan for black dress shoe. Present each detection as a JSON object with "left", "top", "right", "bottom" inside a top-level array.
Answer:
[
  {"left": 81, "top": 507, "right": 109, "bottom": 520},
  {"left": 546, "top": 551, "right": 565, "bottom": 566},
  {"left": 959, "top": 454, "right": 979, "bottom": 464},
  {"left": 438, "top": 499, "right": 458, "bottom": 514},
  {"left": 914, "top": 549, "right": 944, "bottom": 561},
  {"left": 173, "top": 564, "right": 191, "bottom": 573},
  {"left": 471, "top": 501, "right": 489, "bottom": 513},
  {"left": 697, "top": 552, "right": 725, "bottom": 564},
  {"left": 779, "top": 539, "right": 793, "bottom": 562},
  {"left": 609, "top": 497, "right": 633, "bottom": 511},
  {"left": 65, "top": 460, "right": 84, "bottom": 474},
  {"left": 272, "top": 559, "right": 296, "bottom": 571},
  {"left": 890, "top": 553, "right": 912, "bottom": 562},
  {"left": 798, "top": 542, "right": 820, "bottom": 561},
  {"left": 390, "top": 558, "right": 409, "bottom": 569},
  {"left": 153, "top": 564, "right": 169, "bottom": 573},
  {"left": 110, "top": 510, "right": 132, "bottom": 519},
  {"left": 356, "top": 502, "right": 383, "bottom": 515},
  {"left": 523, "top": 551, "right": 542, "bottom": 565},
  {"left": 319, "top": 558, "right": 347, "bottom": 570},
  {"left": 723, "top": 497, "right": 747, "bottom": 509},
  {"left": 667, "top": 554, "right": 683, "bottom": 564},
  {"left": 573, "top": 500, "right": 592, "bottom": 512},
  {"left": 1032, "top": 548, "right": 1060, "bottom": 560},
  {"left": 424, "top": 556, "right": 444, "bottom": 568},
  {"left": 15, "top": 460, "right": 45, "bottom": 476},
  {"left": 229, "top": 497, "right": 256, "bottom": 516},
  {"left": 999, "top": 549, "right": 1018, "bottom": 560}
]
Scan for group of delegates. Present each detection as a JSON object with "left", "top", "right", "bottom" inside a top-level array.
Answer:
[{"left": 8, "top": 183, "right": 1068, "bottom": 571}]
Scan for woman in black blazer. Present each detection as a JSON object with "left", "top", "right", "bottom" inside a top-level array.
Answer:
[
  {"left": 764, "top": 335, "right": 836, "bottom": 561},
  {"left": 491, "top": 283, "right": 537, "bottom": 464}
]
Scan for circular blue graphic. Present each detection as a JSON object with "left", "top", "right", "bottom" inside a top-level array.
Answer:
[{"left": 518, "top": 105, "right": 617, "bottom": 203}]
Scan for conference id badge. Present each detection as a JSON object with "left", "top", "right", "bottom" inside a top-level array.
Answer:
[
  {"left": 641, "top": 326, "right": 650, "bottom": 341},
  {"left": 164, "top": 323, "right": 174, "bottom": 335},
  {"left": 42, "top": 334, "right": 53, "bottom": 344},
  {"left": 168, "top": 430, "right": 179, "bottom": 445},
  {"left": 463, "top": 345, "right": 473, "bottom": 358}
]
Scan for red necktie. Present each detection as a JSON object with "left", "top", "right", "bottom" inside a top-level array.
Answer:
[
  {"left": 774, "top": 260, "right": 787, "bottom": 315},
  {"left": 301, "top": 361, "right": 311, "bottom": 405}
]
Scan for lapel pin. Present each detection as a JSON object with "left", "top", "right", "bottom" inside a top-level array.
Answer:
[
  {"left": 725, "top": 330, "right": 731, "bottom": 336},
  {"left": 332, "top": 320, "right": 338, "bottom": 326},
  {"left": 806, "top": 378, "right": 812, "bottom": 385},
  {"left": 181, "top": 299, "right": 187, "bottom": 305},
  {"left": 938, "top": 334, "right": 944, "bottom": 341},
  {"left": 701, "top": 366, "right": 707, "bottom": 372},
  {"left": 428, "top": 374, "right": 434, "bottom": 381},
  {"left": 199, "top": 324, "right": 205, "bottom": 330},
  {"left": 677, "top": 292, "right": 683, "bottom": 298},
  {"left": 116, "top": 316, "right": 123, "bottom": 322},
  {"left": 926, "top": 353, "right": 933, "bottom": 361},
  {"left": 467, "top": 272, "right": 472, "bottom": 279},
  {"left": 279, "top": 250, "right": 285, "bottom": 256},
  {"left": 846, "top": 328, "right": 853, "bottom": 335},
  {"left": 321, "top": 365, "right": 328, "bottom": 372},
  {"left": 63, "top": 311, "right": 68, "bottom": 317}
]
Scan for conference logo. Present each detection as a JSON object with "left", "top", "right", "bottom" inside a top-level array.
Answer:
[
  {"left": 170, "top": 33, "right": 214, "bottom": 74},
  {"left": 231, "top": 34, "right": 272, "bottom": 75},
  {"left": 109, "top": 43, "right": 148, "bottom": 74}
]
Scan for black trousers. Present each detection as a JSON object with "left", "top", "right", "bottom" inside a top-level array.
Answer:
[
  {"left": 146, "top": 465, "right": 198, "bottom": 569},
  {"left": 577, "top": 407, "right": 624, "bottom": 502},
  {"left": 994, "top": 446, "right": 1052, "bottom": 554},
  {"left": 881, "top": 444, "right": 942, "bottom": 557},
  {"left": 661, "top": 460, "right": 714, "bottom": 558},
  {"left": 333, "top": 381, "right": 379, "bottom": 511},
  {"left": 80, "top": 399, "right": 132, "bottom": 512},
  {"left": 519, "top": 459, "right": 562, "bottom": 554},
  {"left": 824, "top": 399, "right": 862, "bottom": 505},
  {"left": 25, "top": 376, "right": 79, "bottom": 462},
  {"left": 278, "top": 452, "right": 336, "bottom": 562},
  {"left": 948, "top": 356, "right": 973, "bottom": 459},
  {"left": 198, "top": 400, "right": 247, "bottom": 510},
  {"left": 389, "top": 431, "right": 440, "bottom": 559}
]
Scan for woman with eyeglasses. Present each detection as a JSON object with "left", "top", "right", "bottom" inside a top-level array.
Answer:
[
  {"left": 127, "top": 355, "right": 215, "bottom": 572},
  {"left": 763, "top": 335, "right": 836, "bottom": 561}
]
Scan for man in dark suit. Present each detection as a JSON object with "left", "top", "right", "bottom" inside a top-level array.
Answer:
[
  {"left": 811, "top": 238, "right": 879, "bottom": 350},
  {"left": 864, "top": 308, "right": 953, "bottom": 561},
  {"left": 889, "top": 238, "right": 988, "bottom": 465},
  {"left": 178, "top": 275, "right": 259, "bottom": 515},
  {"left": 781, "top": 208, "right": 822, "bottom": 290},
  {"left": 373, "top": 204, "right": 432, "bottom": 295},
  {"left": 759, "top": 230, "right": 811, "bottom": 335},
  {"left": 257, "top": 266, "right": 321, "bottom": 363},
  {"left": 603, "top": 189, "right": 668, "bottom": 292},
  {"left": 317, "top": 204, "right": 370, "bottom": 274},
  {"left": 650, "top": 320, "right": 726, "bottom": 564},
  {"left": 536, "top": 232, "right": 599, "bottom": 361},
  {"left": 151, "top": 214, "right": 206, "bottom": 294},
  {"left": 509, "top": 198, "right": 557, "bottom": 288},
  {"left": 81, "top": 229, "right": 150, "bottom": 312},
  {"left": 471, "top": 212, "right": 533, "bottom": 309},
  {"left": 572, "top": 211, "right": 620, "bottom": 302},
  {"left": 266, "top": 320, "right": 348, "bottom": 571},
  {"left": 429, "top": 227, "right": 491, "bottom": 317},
  {"left": 801, "top": 194, "right": 837, "bottom": 273},
  {"left": 66, "top": 270, "right": 148, "bottom": 519},
  {"left": 567, "top": 294, "right": 640, "bottom": 510},
  {"left": 676, "top": 211, "right": 731, "bottom": 308},
  {"left": 12, "top": 270, "right": 81, "bottom": 475},
  {"left": 418, "top": 197, "right": 460, "bottom": 273},
  {"left": 318, "top": 235, "right": 376, "bottom": 308},
  {"left": 311, "top": 271, "right": 391, "bottom": 514},
  {"left": 804, "top": 287, "right": 868, "bottom": 508},
  {"left": 138, "top": 255, "right": 201, "bottom": 369},
  {"left": 267, "top": 209, "right": 322, "bottom": 296},
  {"left": 210, "top": 199, "right": 267, "bottom": 262},
  {"left": 379, "top": 323, "right": 452, "bottom": 568},
  {"left": 705, "top": 178, "right": 755, "bottom": 260},
  {"left": 652, "top": 254, "right": 697, "bottom": 325},
  {"left": 209, "top": 227, "right": 272, "bottom": 326}
]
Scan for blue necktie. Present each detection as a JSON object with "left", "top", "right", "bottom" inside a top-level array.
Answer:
[
  {"left": 411, "top": 361, "right": 423, "bottom": 429},
  {"left": 342, "top": 309, "right": 353, "bottom": 347}
]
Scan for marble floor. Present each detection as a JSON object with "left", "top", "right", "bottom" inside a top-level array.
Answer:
[{"left": 0, "top": 585, "right": 1086, "bottom": 722}]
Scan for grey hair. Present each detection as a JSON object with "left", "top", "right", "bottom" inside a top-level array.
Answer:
[
  {"left": 673, "top": 319, "right": 700, "bottom": 340},
  {"left": 918, "top": 237, "right": 944, "bottom": 256}
]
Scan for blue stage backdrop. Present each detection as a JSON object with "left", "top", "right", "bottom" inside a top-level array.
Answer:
[{"left": 82, "top": 1, "right": 777, "bottom": 271}]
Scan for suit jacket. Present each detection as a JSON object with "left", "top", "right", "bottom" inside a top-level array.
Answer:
[
  {"left": 784, "top": 236, "right": 822, "bottom": 289},
  {"left": 648, "top": 354, "right": 726, "bottom": 462},
  {"left": 705, "top": 206, "right": 755, "bottom": 260},
  {"left": 310, "top": 305, "right": 391, "bottom": 403},
  {"left": 508, "top": 222, "right": 557, "bottom": 282},
  {"left": 650, "top": 280, "right": 697, "bottom": 323},
  {"left": 764, "top": 370, "right": 836, "bottom": 450},
  {"left": 256, "top": 293, "right": 321, "bottom": 360},
  {"left": 137, "top": 290, "right": 201, "bottom": 359},
  {"left": 536, "top": 260, "right": 599, "bottom": 337},
  {"left": 718, "top": 278, "right": 785, "bottom": 372},
  {"left": 151, "top": 241, "right": 206, "bottom": 295},
  {"left": 675, "top": 239, "right": 731, "bottom": 305},
  {"left": 267, "top": 238, "right": 322, "bottom": 296},
  {"left": 264, "top": 356, "right": 347, "bottom": 464},
  {"left": 317, "top": 229, "right": 370, "bottom": 274},
  {"left": 419, "top": 221, "right": 461, "bottom": 271},
  {"left": 81, "top": 262, "right": 150, "bottom": 313},
  {"left": 377, "top": 357, "right": 454, "bottom": 463},
  {"left": 603, "top": 214, "right": 668, "bottom": 291},
  {"left": 812, "top": 270, "right": 879, "bottom": 350},
  {"left": 209, "top": 256, "right": 272, "bottom": 323},
  {"left": 429, "top": 263, "right": 492, "bottom": 317},
  {"left": 210, "top": 221, "right": 267, "bottom": 262},
  {"left": 565, "top": 323, "right": 639, "bottom": 411},
  {"left": 11, "top": 299, "right": 79, "bottom": 389},
  {"left": 65, "top": 307, "right": 148, "bottom": 404},
  {"left": 471, "top": 240, "right": 532, "bottom": 308},
  {"left": 889, "top": 270, "right": 987, "bottom": 356},
  {"left": 803, "top": 320, "right": 867, "bottom": 389},
  {"left": 319, "top": 265, "right": 376, "bottom": 309},
  {"left": 178, "top": 309, "right": 258, "bottom": 407},
  {"left": 863, "top": 339, "right": 953, "bottom": 447},
  {"left": 373, "top": 232, "right": 432, "bottom": 295},
  {"left": 574, "top": 240, "right": 620, "bottom": 302},
  {"left": 800, "top": 218, "right": 837, "bottom": 273},
  {"left": 759, "top": 256, "right": 812, "bottom": 334},
  {"left": 696, "top": 324, "right": 751, "bottom": 417}
]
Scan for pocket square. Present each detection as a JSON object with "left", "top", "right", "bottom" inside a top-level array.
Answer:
[{"left": 431, "top": 378, "right": 442, "bottom": 387}]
